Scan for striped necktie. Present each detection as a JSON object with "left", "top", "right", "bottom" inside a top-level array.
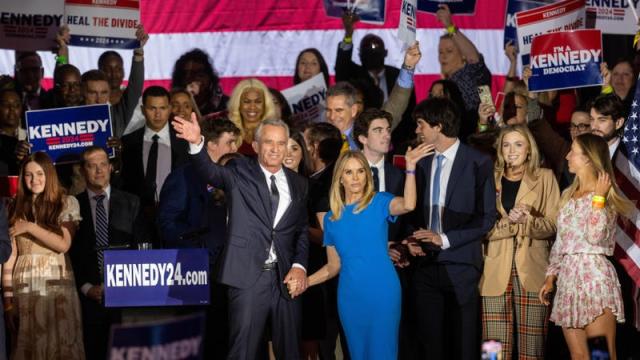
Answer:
[{"left": 94, "top": 194, "right": 109, "bottom": 275}]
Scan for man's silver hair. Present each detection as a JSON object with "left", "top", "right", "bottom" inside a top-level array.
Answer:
[{"left": 254, "top": 118, "right": 290, "bottom": 142}]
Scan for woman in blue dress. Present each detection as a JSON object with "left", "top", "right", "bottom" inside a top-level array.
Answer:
[{"left": 293, "top": 146, "right": 432, "bottom": 359}]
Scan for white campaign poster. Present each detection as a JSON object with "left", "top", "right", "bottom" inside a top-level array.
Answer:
[
  {"left": 398, "top": 0, "right": 418, "bottom": 46},
  {"left": 586, "top": 0, "right": 640, "bottom": 35},
  {"left": 516, "top": 0, "right": 586, "bottom": 65},
  {"left": 282, "top": 73, "right": 328, "bottom": 129},
  {"left": 65, "top": 0, "right": 140, "bottom": 49},
  {"left": 0, "top": 0, "right": 65, "bottom": 51}
]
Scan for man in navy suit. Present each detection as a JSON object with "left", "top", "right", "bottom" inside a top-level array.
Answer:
[
  {"left": 172, "top": 115, "right": 309, "bottom": 359},
  {"left": 408, "top": 98, "right": 496, "bottom": 359},
  {"left": 120, "top": 86, "right": 189, "bottom": 247}
]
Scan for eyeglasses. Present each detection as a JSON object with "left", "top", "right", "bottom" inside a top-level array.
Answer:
[
  {"left": 57, "top": 82, "right": 81, "bottom": 91},
  {"left": 570, "top": 123, "right": 590, "bottom": 131}
]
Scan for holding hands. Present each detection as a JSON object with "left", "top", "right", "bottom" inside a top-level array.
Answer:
[{"left": 284, "top": 268, "right": 308, "bottom": 299}]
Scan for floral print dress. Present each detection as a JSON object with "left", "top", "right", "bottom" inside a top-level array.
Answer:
[{"left": 546, "top": 193, "right": 625, "bottom": 328}]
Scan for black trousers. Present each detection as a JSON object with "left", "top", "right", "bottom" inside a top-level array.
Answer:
[
  {"left": 227, "top": 268, "right": 301, "bottom": 360},
  {"left": 413, "top": 263, "right": 480, "bottom": 360}
]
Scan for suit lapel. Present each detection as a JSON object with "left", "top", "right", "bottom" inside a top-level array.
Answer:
[
  {"left": 78, "top": 192, "right": 95, "bottom": 240},
  {"left": 251, "top": 160, "right": 275, "bottom": 226},
  {"left": 515, "top": 171, "right": 538, "bottom": 206},
  {"left": 445, "top": 145, "right": 466, "bottom": 206},
  {"left": 132, "top": 130, "right": 145, "bottom": 180},
  {"left": 276, "top": 169, "right": 297, "bottom": 229}
]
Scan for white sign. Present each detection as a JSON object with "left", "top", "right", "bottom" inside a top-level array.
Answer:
[
  {"left": 65, "top": 0, "right": 140, "bottom": 49},
  {"left": 0, "top": 0, "right": 65, "bottom": 51},
  {"left": 516, "top": 0, "right": 586, "bottom": 65},
  {"left": 586, "top": 0, "right": 640, "bottom": 35},
  {"left": 398, "top": 0, "right": 418, "bottom": 46},
  {"left": 282, "top": 73, "right": 328, "bottom": 129}
]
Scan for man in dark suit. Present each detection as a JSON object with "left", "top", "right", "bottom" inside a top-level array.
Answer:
[
  {"left": 157, "top": 118, "right": 239, "bottom": 358},
  {"left": 121, "top": 86, "right": 189, "bottom": 246},
  {"left": 408, "top": 98, "right": 496, "bottom": 360},
  {"left": 69, "top": 146, "right": 147, "bottom": 360},
  {"left": 172, "top": 115, "right": 309, "bottom": 359}
]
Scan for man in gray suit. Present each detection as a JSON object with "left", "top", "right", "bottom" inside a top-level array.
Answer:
[{"left": 173, "top": 114, "right": 309, "bottom": 359}]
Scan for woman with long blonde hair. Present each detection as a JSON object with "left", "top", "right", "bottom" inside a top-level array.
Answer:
[
  {"left": 3, "top": 152, "right": 85, "bottom": 359},
  {"left": 295, "top": 144, "right": 432, "bottom": 359},
  {"left": 539, "top": 133, "right": 632, "bottom": 359},
  {"left": 480, "top": 125, "right": 560, "bottom": 359},
  {"left": 227, "top": 79, "right": 277, "bottom": 155}
]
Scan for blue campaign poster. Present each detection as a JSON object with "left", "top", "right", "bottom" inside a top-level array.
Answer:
[
  {"left": 417, "top": 0, "right": 477, "bottom": 14},
  {"left": 109, "top": 313, "right": 205, "bottom": 360},
  {"left": 104, "top": 249, "right": 210, "bottom": 307},
  {"left": 25, "top": 104, "right": 113, "bottom": 164}
]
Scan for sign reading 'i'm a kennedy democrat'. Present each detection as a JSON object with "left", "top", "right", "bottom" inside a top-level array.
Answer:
[
  {"left": 528, "top": 29, "right": 603, "bottom": 92},
  {"left": 26, "top": 104, "right": 113, "bottom": 164}
]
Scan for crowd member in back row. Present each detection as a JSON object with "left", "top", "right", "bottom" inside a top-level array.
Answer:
[
  {"left": 407, "top": 98, "right": 496, "bottom": 359},
  {"left": 480, "top": 125, "right": 560, "bottom": 359},
  {"left": 70, "top": 146, "right": 147, "bottom": 360},
  {"left": 120, "top": 86, "right": 189, "bottom": 247},
  {"left": 171, "top": 49, "right": 229, "bottom": 116}
]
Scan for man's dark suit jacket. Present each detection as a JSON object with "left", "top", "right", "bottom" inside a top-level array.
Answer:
[
  {"left": 120, "top": 125, "right": 190, "bottom": 201},
  {"left": 0, "top": 202, "right": 14, "bottom": 360},
  {"left": 69, "top": 188, "right": 146, "bottom": 360},
  {"left": 412, "top": 143, "right": 496, "bottom": 271},
  {"left": 191, "top": 148, "right": 309, "bottom": 296},
  {"left": 0, "top": 135, "right": 18, "bottom": 176},
  {"left": 157, "top": 163, "right": 227, "bottom": 264}
]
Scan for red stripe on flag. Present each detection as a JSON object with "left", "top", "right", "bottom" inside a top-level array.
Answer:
[
  {"left": 614, "top": 243, "right": 640, "bottom": 287},
  {"left": 615, "top": 167, "right": 640, "bottom": 205},
  {"left": 141, "top": 0, "right": 508, "bottom": 33}
]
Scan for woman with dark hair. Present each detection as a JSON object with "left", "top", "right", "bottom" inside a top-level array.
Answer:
[
  {"left": 293, "top": 48, "right": 330, "bottom": 86},
  {"left": 171, "top": 49, "right": 228, "bottom": 116},
  {"left": 268, "top": 88, "right": 292, "bottom": 125},
  {"left": 2, "top": 152, "right": 84, "bottom": 359},
  {"left": 283, "top": 131, "right": 312, "bottom": 177}
]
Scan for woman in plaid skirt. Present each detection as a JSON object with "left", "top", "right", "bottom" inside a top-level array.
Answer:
[{"left": 479, "top": 125, "right": 560, "bottom": 359}]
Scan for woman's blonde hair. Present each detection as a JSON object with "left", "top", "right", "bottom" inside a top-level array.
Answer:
[
  {"left": 559, "top": 133, "right": 633, "bottom": 215},
  {"left": 227, "top": 79, "right": 277, "bottom": 143},
  {"left": 494, "top": 125, "right": 541, "bottom": 176},
  {"left": 329, "top": 151, "right": 375, "bottom": 221}
]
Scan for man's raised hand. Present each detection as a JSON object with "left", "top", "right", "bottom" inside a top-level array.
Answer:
[{"left": 172, "top": 112, "right": 202, "bottom": 145}]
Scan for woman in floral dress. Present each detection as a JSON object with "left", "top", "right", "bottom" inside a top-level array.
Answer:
[
  {"left": 2, "top": 152, "right": 85, "bottom": 359},
  {"left": 539, "top": 134, "right": 632, "bottom": 359}
]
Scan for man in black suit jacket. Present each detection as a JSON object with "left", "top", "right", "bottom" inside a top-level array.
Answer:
[
  {"left": 70, "top": 146, "right": 147, "bottom": 360},
  {"left": 173, "top": 115, "right": 309, "bottom": 359},
  {"left": 121, "top": 86, "right": 189, "bottom": 246},
  {"left": 409, "top": 98, "right": 496, "bottom": 359}
]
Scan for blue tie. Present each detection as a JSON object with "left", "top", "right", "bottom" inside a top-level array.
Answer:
[
  {"left": 430, "top": 155, "right": 444, "bottom": 233},
  {"left": 94, "top": 194, "right": 109, "bottom": 275}
]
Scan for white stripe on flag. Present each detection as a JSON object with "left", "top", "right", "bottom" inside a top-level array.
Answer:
[
  {"left": 0, "top": 29, "right": 509, "bottom": 82},
  {"left": 616, "top": 226, "right": 640, "bottom": 271}
]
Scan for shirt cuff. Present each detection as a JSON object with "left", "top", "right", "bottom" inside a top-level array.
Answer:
[
  {"left": 188, "top": 136, "right": 205, "bottom": 154},
  {"left": 440, "top": 234, "right": 450, "bottom": 250},
  {"left": 292, "top": 263, "right": 307, "bottom": 273},
  {"left": 80, "top": 283, "right": 93, "bottom": 296},
  {"left": 397, "top": 67, "right": 414, "bottom": 88}
]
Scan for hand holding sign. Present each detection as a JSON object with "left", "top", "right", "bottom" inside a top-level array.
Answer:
[
  {"left": 436, "top": 4, "right": 454, "bottom": 28},
  {"left": 135, "top": 24, "right": 149, "bottom": 49},
  {"left": 403, "top": 42, "right": 422, "bottom": 69},
  {"left": 342, "top": 10, "right": 359, "bottom": 37},
  {"left": 600, "top": 62, "right": 611, "bottom": 88}
]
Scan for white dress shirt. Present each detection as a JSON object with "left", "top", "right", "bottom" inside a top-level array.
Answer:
[
  {"left": 260, "top": 165, "right": 291, "bottom": 264},
  {"left": 369, "top": 157, "right": 386, "bottom": 192},
  {"left": 429, "top": 139, "right": 461, "bottom": 250},
  {"left": 143, "top": 123, "right": 172, "bottom": 196}
]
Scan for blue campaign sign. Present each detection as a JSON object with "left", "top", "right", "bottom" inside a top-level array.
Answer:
[
  {"left": 324, "top": 0, "right": 386, "bottom": 24},
  {"left": 25, "top": 104, "right": 113, "bottom": 164},
  {"left": 529, "top": 30, "right": 603, "bottom": 92},
  {"left": 104, "top": 249, "right": 210, "bottom": 307},
  {"left": 417, "top": 0, "right": 476, "bottom": 14},
  {"left": 109, "top": 313, "right": 205, "bottom": 360},
  {"left": 504, "top": 0, "right": 552, "bottom": 46}
]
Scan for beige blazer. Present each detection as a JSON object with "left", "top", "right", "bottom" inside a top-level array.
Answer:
[{"left": 479, "top": 167, "right": 560, "bottom": 296}]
